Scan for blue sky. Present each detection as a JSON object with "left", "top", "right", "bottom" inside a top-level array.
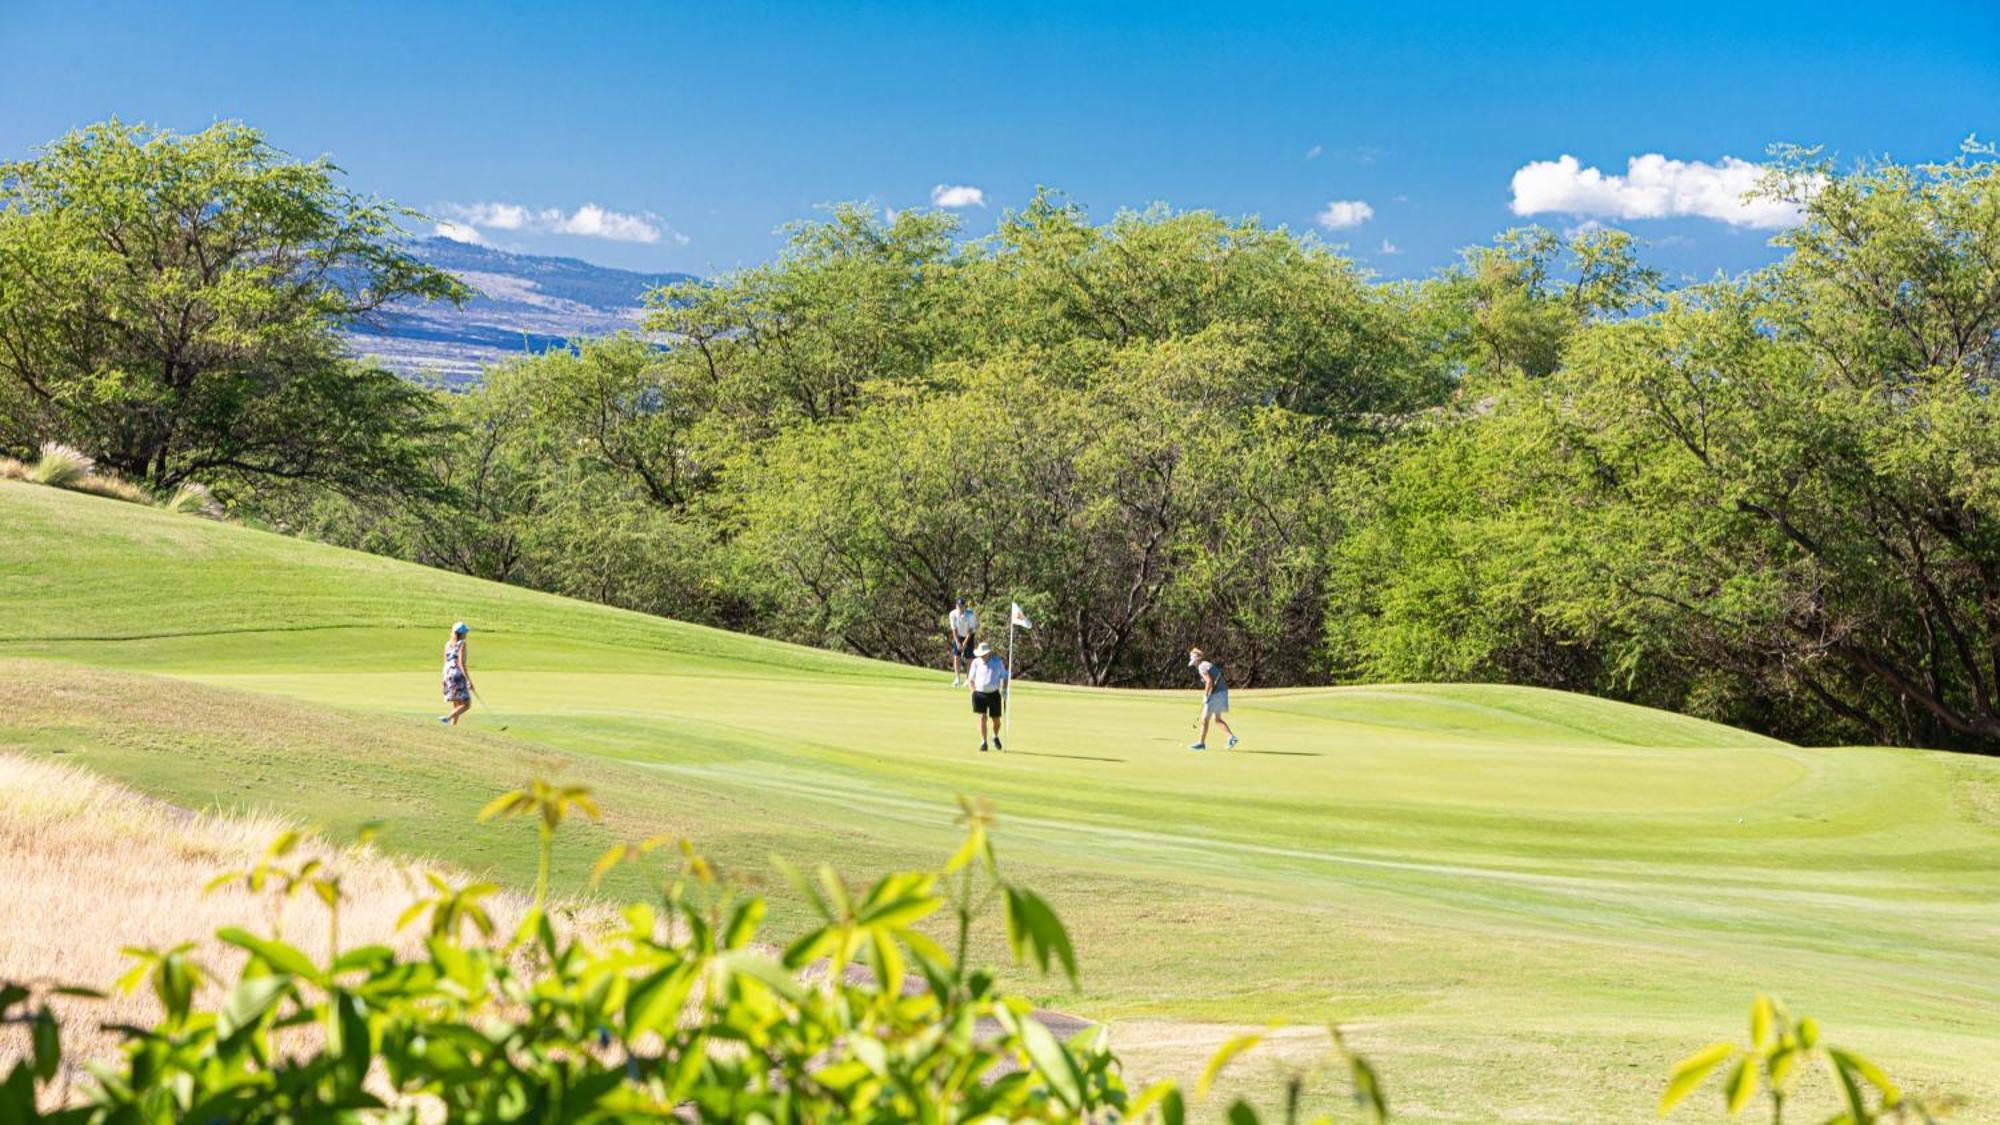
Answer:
[{"left": 2, "top": 0, "right": 1994, "bottom": 280}]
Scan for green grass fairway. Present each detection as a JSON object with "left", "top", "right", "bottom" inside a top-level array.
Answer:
[{"left": 4, "top": 479, "right": 1997, "bottom": 1121}]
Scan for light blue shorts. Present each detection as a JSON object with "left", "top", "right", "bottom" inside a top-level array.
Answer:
[{"left": 1203, "top": 691, "right": 1230, "bottom": 714}]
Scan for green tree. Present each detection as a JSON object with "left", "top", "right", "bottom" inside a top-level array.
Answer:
[
  {"left": 645, "top": 203, "right": 970, "bottom": 438},
  {"left": 735, "top": 327, "right": 1346, "bottom": 686},
  {"left": 0, "top": 120, "right": 464, "bottom": 492},
  {"left": 1406, "top": 144, "right": 2000, "bottom": 749}
]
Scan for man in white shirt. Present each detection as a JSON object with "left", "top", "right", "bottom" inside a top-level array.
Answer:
[
  {"left": 946, "top": 597, "right": 978, "bottom": 686},
  {"left": 1188, "top": 646, "right": 1239, "bottom": 750},
  {"left": 967, "top": 641, "right": 1009, "bottom": 752}
]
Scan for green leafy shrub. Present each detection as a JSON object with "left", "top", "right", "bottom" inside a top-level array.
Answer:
[
  {"left": 0, "top": 788, "right": 1388, "bottom": 1123},
  {"left": 1662, "top": 995, "right": 1938, "bottom": 1123}
]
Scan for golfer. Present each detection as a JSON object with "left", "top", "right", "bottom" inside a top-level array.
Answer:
[
  {"left": 946, "top": 597, "right": 979, "bottom": 686},
  {"left": 1188, "top": 646, "right": 1238, "bottom": 750},
  {"left": 439, "top": 622, "right": 473, "bottom": 725},
  {"left": 967, "top": 641, "right": 1009, "bottom": 752}
]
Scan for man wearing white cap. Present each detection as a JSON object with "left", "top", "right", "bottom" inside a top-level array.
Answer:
[
  {"left": 967, "top": 641, "right": 1010, "bottom": 752},
  {"left": 946, "top": 596, "right": 978, "bottom": 686}
]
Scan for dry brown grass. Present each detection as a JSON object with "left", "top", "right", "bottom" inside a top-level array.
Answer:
[
  {"left": 0, "top": 444, "right": 152, "bottom": 506},
  {"left": 63, "top": 473, "right": 153, "bottom": 505},
  {"left": 0, "top": 752, "right": 539, "bottom": 1077}
]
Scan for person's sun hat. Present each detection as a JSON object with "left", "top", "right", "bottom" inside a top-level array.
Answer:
[
  {"left": 453, "top": 622, "right": 469, "bottom": 636},
  {"left": 974, "top": 642, "right": 993, "bottom": 657}
]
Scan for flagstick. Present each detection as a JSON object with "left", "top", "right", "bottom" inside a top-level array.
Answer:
[{"left": 1005, "top": 617, "right": 1014, "bottom": 740}]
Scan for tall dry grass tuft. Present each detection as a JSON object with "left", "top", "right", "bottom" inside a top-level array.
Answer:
[
  {"left": 162, "top": 481, "right": 224, "bottom": 518},
  {"left": 1, "top": 441, "right": 152, "bottom": 505},
  {"left": 66, "top": 473, "right": 153, "bottom": 505},
  {"left": 0, "top": 753, "right": 539, "bottom": 1072},
  {"left": 27, "top": 441, "right": 94, "bottom": 487}
]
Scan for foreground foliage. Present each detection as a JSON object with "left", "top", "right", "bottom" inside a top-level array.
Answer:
[
  {"left": 0, "top": 768, "right": 1954, "bottom": 1121},
  {"left": 0, "top": 788, "right": 1394, "bottom": 1122},
  {"left": 1662, "top": 996, "right": 1941, "bottom": 1123}
]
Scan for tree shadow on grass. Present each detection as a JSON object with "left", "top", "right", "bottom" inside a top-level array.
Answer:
[{"left": 1005, "top": 750, "right": 1127, "bottom": 764}]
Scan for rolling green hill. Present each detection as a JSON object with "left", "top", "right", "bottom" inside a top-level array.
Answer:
[{"left": 2, "top": 478, "right": 1996, "bottom": 1121}]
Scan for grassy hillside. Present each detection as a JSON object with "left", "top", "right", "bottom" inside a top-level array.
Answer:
[{"left": 3, "top": 479, "right": 1997, "bottom": 1121}]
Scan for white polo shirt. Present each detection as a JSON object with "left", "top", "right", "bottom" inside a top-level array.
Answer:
[
  {"left": 967, "top": 655, "right": 1009, "bottom": 693},
  {"left": 949, "top": 607, "right": 978, "bottom": 639}
]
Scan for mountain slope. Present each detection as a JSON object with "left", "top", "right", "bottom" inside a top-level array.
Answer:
[
  {"left": 2, "top": 479, "right": 1996, "bottom": 1121},
  {"left": 341, "top": 237, "right": 696, "bottom": 382}
]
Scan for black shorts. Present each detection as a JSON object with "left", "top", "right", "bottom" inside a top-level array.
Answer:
[
  {"left": 954, "top": 633, "right": 977, "bottom": 658},
  {"left": 971, "top": 690, "right": 1003, "bottom": 718}
]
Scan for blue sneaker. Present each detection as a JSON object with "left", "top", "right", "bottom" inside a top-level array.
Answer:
[
  {"left": 1189, "top": 742, "right": 1206, "bottom": 751},
  {"left": 1227, "top": 735, "right": 1238, "bottom": 749},
  {"left": 438, "top": 716, "right": 451, "bottom": 725}
]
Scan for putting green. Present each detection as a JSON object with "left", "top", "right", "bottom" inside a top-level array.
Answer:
[{"left": 2, "top": 479, "right": 1996, "bottom": 1121}]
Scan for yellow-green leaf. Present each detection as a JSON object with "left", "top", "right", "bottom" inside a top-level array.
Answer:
[
  {"left": 1660, "top": 1041, "right": 1735, "bottom": 1114},
  {"left": 1723, "top": 1056, "right": 1756, "bottom": 1114},
  {"left": 1828, "top": 1048, "right": 1899, "bottom": 1101},
  {"left": 1197, "top": 1030, "right": 1267, "bottom": 1100}
]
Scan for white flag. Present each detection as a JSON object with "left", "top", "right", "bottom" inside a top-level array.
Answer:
[{"left": 1010, "top": 602, "right": 1033, "bottom": 630}]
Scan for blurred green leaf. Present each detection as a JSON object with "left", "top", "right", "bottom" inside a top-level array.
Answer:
[
  {"left": 217, "top": 924, "right": 318, "bottom": 976},
  {"left": 1723, "top": 1056, "right": 1755, "bottom": 1115},
  {"left": 216, "top": 975, "right": 290, "bottom": 1042},
  {"left": 1199, "top": 1029, "right": 1268, "bottom": 1100},
  {"left": 1003, "top": 885, "right": 1078, "bottom": 987},
  {"left": 1749, "top": 995, "right": 1776, "bottom": 1050},
  {"left": 1660, "top": 1041, "right": 1734, "bottom": 1114}
]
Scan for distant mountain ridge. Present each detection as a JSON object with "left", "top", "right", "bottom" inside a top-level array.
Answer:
[{"left": 342, "top": 237, "right": 697, "bottom": 383}]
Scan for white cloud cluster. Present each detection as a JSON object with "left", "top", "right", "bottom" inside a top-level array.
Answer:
[
  {"left": 437, "top": 200, "right": 681, "bottom": 244},
  {"left": 1509, "top": 154, "right": 1802, "bottom": 228},
  {"left": 1315, "top": 199, "right": 1374, "bottom": 230},
  {"left": 930, "top": 184, "right": 986, "bottom": 208},
  {"left": 433, "top": 220, "right": 486, "bottom": 245}
]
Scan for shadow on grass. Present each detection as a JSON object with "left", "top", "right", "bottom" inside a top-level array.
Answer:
[{"left": 1006, "top": 750, "right": 1128, "bottom": 764}]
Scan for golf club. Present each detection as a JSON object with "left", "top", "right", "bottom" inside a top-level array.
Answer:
[{"left": 470, "top": 685, "right": 510, "bottom": 731}]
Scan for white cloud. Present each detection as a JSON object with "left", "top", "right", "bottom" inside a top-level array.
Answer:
[
  {"left": 442, "top": 202, "right": 531, "bottom": 230},
  {"left": 438, "top": 200, "right": 680, "bottom": 244},
  {"left": 552, "top": 203, "right": 664, "bottom": 243},
  {"left": 1378, "top": 238, "right": 1400, "bottom": 255},
  {"left": 930, "top": 184, "right": 986, "bottom": 208},
  {"left": 1509, "top": 154, "right": 1803, "bottom": 228},
  {"left": 1315, "top": 199, "right": 1374, "bottom": 230},
  {"left": 1304, "top": 144, "right": 1323, "bottom": 160},
  {"left": 434, "top": 221, "right": 486, "bottom": 245}
]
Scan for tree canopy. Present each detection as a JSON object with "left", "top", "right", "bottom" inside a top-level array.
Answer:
[
  {"left": 0, "top": 120, "right": 464, "bottom": 491},
  {"left": 11, "top": 118, "right": 1998, "bottom": 751}
]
